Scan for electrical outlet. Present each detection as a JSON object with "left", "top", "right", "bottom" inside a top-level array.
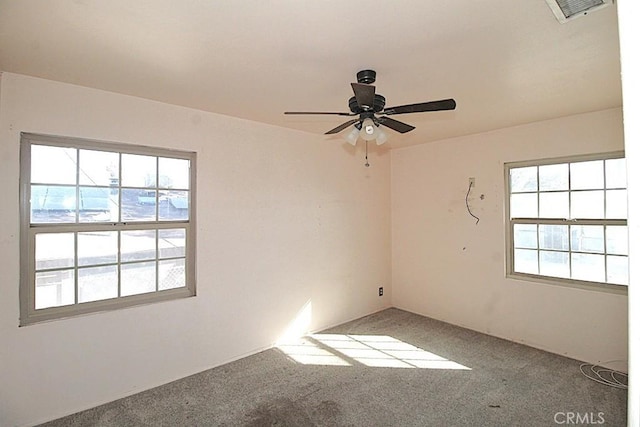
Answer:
[
  {"left": 469, "top": 177, "right": 475, "bottom": 187},
  {"left": 379, "top": 287, "right": 384, "bottom": 296}
]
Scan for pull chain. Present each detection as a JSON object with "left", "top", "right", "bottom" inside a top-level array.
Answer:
[{"left": 365, "top": 140, "right": 370, "bottom": 167}]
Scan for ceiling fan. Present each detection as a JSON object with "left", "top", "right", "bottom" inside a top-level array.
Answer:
[{"left": 284, "top": 69, "right": 456, "bottom": 146}]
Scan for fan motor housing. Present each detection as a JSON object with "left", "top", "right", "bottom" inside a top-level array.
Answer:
[{"left": 349, "top": 94, "right": 386, "bottom": 114}]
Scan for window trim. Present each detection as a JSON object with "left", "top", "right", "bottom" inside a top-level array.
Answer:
[
  {"left": 504, "top": 151, "right": 628, "bottom": 295},
  {"left": 19, "top": 133, "right": 197, "bottom": 325}
]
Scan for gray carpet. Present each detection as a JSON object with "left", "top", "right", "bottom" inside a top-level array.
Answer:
[{"left": 39, "top": 308, "right": 627, "bottom": 426}]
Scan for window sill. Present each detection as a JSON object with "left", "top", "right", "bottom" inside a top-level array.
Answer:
[
  {"left": 20, "top": 287, "right": 196, "bottom": 326},
  {"left": 506, "top": 272, "right": 628, "bottom": 296}
]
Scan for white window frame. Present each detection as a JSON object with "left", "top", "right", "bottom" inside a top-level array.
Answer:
[
  {"left": 19, "top": 133, "right": 197, "bottom": 325},
  {"left": 505, "top": 151, "right": 628, "bottom": 294}
]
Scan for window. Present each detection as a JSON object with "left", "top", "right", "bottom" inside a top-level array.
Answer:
[
  {"left": 505, "top": 152, "right": 628, "bottom": 291},
  {"left": 20, "top": 133, "right": 196, "bottom": 325}
]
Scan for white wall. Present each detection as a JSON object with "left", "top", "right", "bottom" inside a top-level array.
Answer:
[
  {"left": 0, "top": 73, "right": 392, "bottom": 427},
  {"left": 391, "top": 108, "right": 628, "bottom": 367}
]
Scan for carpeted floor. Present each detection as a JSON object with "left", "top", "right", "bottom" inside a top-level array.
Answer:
[{"left": 39, "top": 308, "right": 627, "bottom": 426}]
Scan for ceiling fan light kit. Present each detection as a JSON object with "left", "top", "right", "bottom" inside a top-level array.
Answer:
[
  {"left": 375, "top": 130, "right": 389, "bottom": 146},
  {"left": 344, "top": 127, "right": 360, "bottom": 146},
  {"left": 360, "top": 118, "right": 377, "bottom": 141},
  {"left": 284, "top": 69, "right": 456, "bottom": 164},
  {"left": 352, "top": 118, "right": 389, "bottom": 145}
]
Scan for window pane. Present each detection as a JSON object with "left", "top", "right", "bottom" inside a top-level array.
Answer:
[
  {"left": 540, "top": 251, "right": 570, "bottom": 278},
  {"left": 78, "top": 265, "right": 118, "bottom": 303},
  {"left": 31, "top": 185, "right": 77, "bottom": 223},
  {"left": 607, "top": 255, "right": 629, "bottom": 285},
  {"left": 510, "top": 167, "right": 537, "bottom": 192},
  {"left": 539, "top": 192, "right": 569, "bottom": 218},
  {"left": 159, "top": 191, "right": 189, "bottom": 221},
  {"left": 514, "top": 249, "right": 538, "bottom": 274},
  {"left": 159, "top": 228, "right": 186, "bottom": 258},
  {"left": 121, "top": 230, "right": 156, "bottom": 262},
  {"left": 122, "top": 154, "right": 156, "bottom": 188},
  {"left": 121, "top": 261, "right": 156, "bottom": 296},
  {"left": 35, "top": 270, "right": 75, "bottom": 309},
  {"left": 31, "top": 145, "right": 77, "bottom": 185},
  {"left": 571, "top": 225, "right": 604, "bottom": 253},
  {"left": 121, "top": 189, "right": 157, "bottom": 222},
  {"left": 35, "top": 233, "right": 74, "bottom": 270},
  {"left": 570, "top": 190, "right": 604, "bottom": 219},
  {"left": 79, "top": 187, "right": 110, "bottom": 211},
  {"left": 159, "top": 157, "right": 189, "bottom": 190},
  {"left": 539, "top": 225, "right": 569, "bottom": 251},
  {"left": 79, "top": 189, "right": 119, "bottom": 223},
  {"left": 606, "top": 189, "right": 627, "bottom": 219},
  {"left": 570, "top": 160, "right": 603, "bottom": 190},
  {"left": 159, "top": 258, "right": 185, "bottom": 290},
  {"left": 510, "top": 193, "right": 537, "bottom": 218},
  {"left": 605, "top": 158, "right": 626, "bottom": 189},
  {"left": 78, "top": 231, "right": 118, "bottom": 266},
  {"left": 606, "top": 226, "right": 628, "bottom": 256},
  {"left": 79, "top": 149, "right": 119, "bottom": 186},
  {"left": 78, "top": 186, "right": 113, "bottom": 222},
  {"left": 136, "top": 190, "right": 157, "bottom": 206},
  {"left": 571, "top": 253, "right": 605, "bottom": 282},
  {"left": 514, "top": 224, "right": 537, "bottom": 249},
  {"left": 539, "top": 164, "right": 568, "bottom": 191}
]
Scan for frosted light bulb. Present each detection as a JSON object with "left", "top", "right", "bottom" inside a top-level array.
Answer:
[
  {"left": 344, "top": 126, "right": 359, "bottom": 146},
  {"left": 360, "top": 118, "right": 378, "bottom": 141},
  {"left": 376, "top": 130, "right": 388, "bottom": 145}
]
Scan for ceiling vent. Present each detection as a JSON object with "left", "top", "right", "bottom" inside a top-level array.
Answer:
[{"left": 545, "top": 0, "right": 613, "bottom": 23}]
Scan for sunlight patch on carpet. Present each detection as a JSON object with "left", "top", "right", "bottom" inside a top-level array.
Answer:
[{"left": 277, "top": 334, "right": 470, "bottom": 370}]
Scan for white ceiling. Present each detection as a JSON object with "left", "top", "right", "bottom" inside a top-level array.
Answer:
[{"left": 0, "top": 0, "right": 622, "bottom": 148}]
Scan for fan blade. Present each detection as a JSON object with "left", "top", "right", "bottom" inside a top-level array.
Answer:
[
  {"left": 383, "top": 98, "right": 456, "bottom": 115},
  {"left": 377, "top": 117, "right": 415, "bottom": 134},
  {"left": 351, "top": 83, "right": 376, "bottom": 110},
  {"left": 284, "top": 111, "right": 354, "bottom": 116},
  {"left": 325, "top": 118, "right": 360, "bottom": 135}
]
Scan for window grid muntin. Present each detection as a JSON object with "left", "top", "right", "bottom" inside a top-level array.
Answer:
[
  {"left": 21, "top": 133, "right": 196, "bottom": 325},
  {"left": 511, "top": 220, "right": 626, "bottom": 280},
  {"left": 30, "top": 222, "right": 189, "bottom": 306},
  {"left": 28, "top": 138, "right": 192, "bottom": 226},
  {"left": 506, "top": 152, "right": 627, "bottom": 290}
]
